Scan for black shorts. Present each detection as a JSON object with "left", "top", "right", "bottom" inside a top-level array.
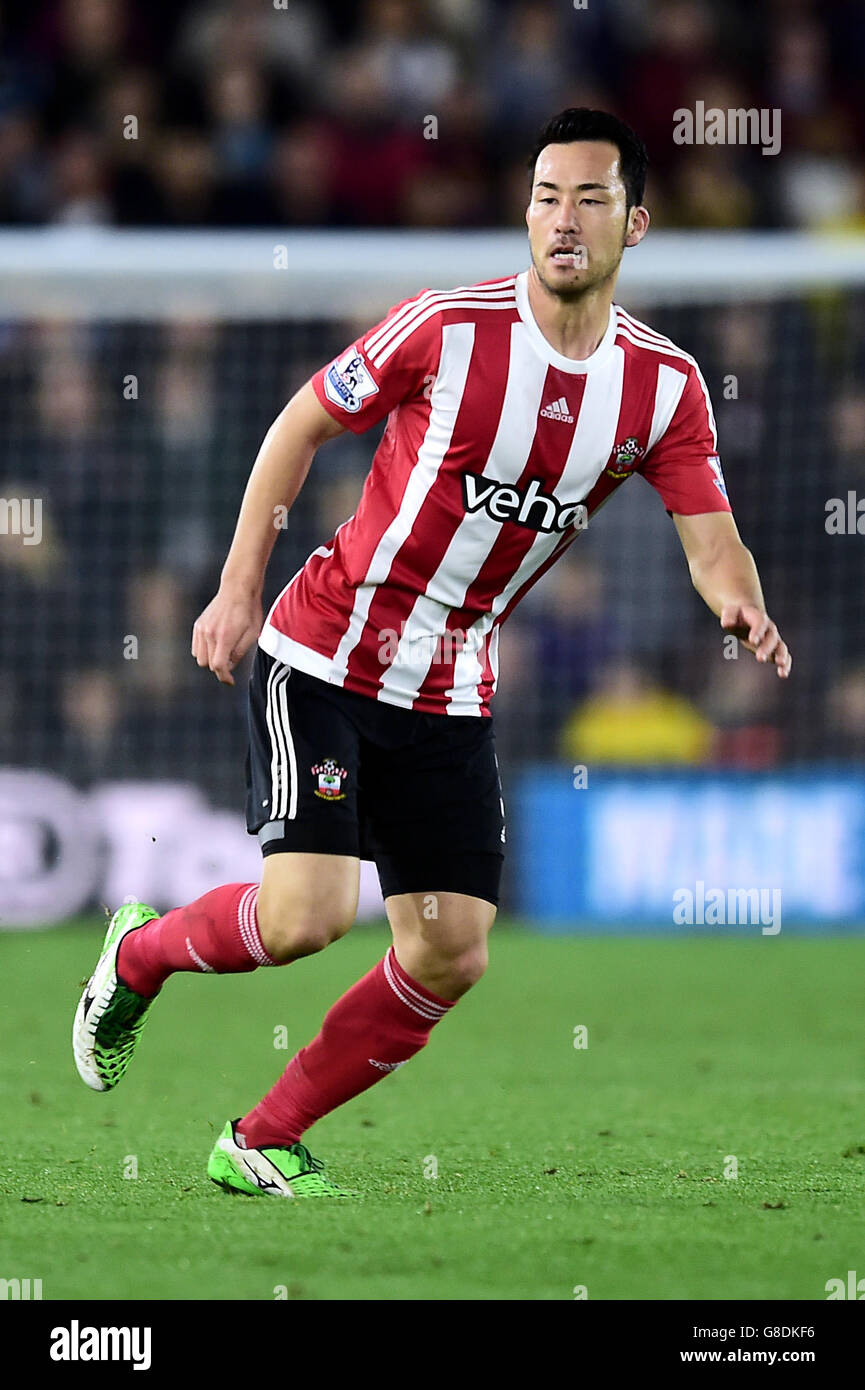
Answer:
[{"left": 244, "top": 649, "right": 506, "bottom": 905}]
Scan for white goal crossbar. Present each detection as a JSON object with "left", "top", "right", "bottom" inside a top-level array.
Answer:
[{"left": 0, "top": 228, "right": 864, "bottom": 319}]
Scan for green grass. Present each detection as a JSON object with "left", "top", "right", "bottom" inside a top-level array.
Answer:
[{"left": 1, "top": 920, "right": 864, "bottom": 1300}]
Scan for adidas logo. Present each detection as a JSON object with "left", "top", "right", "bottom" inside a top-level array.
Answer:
[
  {"left": 369, "top": 1058, "right": 409, "bottom": 1073},
  {"left": 540, "top": 396, "right": 573, "bottom": 424}
]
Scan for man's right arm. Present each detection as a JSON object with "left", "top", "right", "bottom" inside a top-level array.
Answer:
[{"left": 192, "top": 382, "right": 346, "bottom": 686}]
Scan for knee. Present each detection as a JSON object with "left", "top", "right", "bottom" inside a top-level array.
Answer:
[
  {"left": 430, "top": 942, "right": 489, "bottom": 1000},
  {"left": 256, "top": 893, "right": 354, "bottom": 963},
  {"left": 453, "top": 943, "right": 489, "bottom": 993}
]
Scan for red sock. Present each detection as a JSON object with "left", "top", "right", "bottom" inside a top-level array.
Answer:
[
  {"left": 116, "top": 883, "right": 276, "bottom": 997},
  {"left": 237, "top": 946, "right": 454, "bottom": 1147}
]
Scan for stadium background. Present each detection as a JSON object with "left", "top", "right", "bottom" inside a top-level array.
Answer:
[
  {"left": 1, "top": 0, "right": 864, "bottom": 928},
  {"left": 3, "top": 0, "right": 865, "bottom": 1312}
]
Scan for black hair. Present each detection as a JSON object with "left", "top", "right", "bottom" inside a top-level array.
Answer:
[{"left": 528, "top": 108, "right": 648, "bottom": 210}]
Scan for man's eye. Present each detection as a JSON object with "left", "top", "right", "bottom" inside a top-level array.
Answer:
[{"left": 539, "top": 197, "right": 556, "bottom": 204}]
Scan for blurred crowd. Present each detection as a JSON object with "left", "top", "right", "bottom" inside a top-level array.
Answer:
[
  {"left": 2, "top": 290, "right": 865, "bottom": 802},
  {"left": 1, "top": 0, "right": 865, "bottom": 231},
  {"left": 2, "top": 0, "right": 865, "bottom": 803}
]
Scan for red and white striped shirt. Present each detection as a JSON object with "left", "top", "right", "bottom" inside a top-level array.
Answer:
[{"left": 260, "top": 271, "right": 730, "bottom": 716}]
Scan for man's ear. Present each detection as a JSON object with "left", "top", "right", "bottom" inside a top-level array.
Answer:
[{"left": 625, "top": 205, "right": 650, "bottom": 248}]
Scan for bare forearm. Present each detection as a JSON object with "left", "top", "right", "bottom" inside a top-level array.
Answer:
[
  {"left": 192, "top": 382, "right": 343, "bottom": 684},
  {"left": 220, "top": 406, "right": 316, "bottom": 596},
  {"left": 688, "top": 540, "right": 765, "bottom": 618},
  {"left": 674, "top": 511, "right": 790, "bottom": 675}
]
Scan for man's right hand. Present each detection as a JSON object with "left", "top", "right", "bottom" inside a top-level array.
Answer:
[{"left": 191, "top": 587, "right": 263, "bottom": 686}]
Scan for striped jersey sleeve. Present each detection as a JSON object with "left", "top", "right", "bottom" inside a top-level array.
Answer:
[
  {"left": 639, "top": 364, "right": 732, "bottom": 515},
  {"left": 311, "top": 290, "right": 442, "bottom": 434}
]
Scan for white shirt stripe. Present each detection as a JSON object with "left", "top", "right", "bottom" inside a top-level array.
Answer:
[
  {"left": 371, "top": 296, "right": 516, "bottom": 369},
  {"left": 463, "top": 349, "right": 629, "bottom": 670},
  {"left": 330, "top": 321, "right": 477, "bottom": 683},
  {"left": 648, "top": 363, "right": 689, "bottom": 453},
  {"left": 386, "top": 322, "right": 550, "bottom": 708},
  {"left": 364, "top": 280, "right": 517, "bottom": 359}
]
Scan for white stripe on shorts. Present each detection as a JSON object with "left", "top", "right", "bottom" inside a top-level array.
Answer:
[{"left": 265, "top": 662, "right": 298, "bottom": 821}]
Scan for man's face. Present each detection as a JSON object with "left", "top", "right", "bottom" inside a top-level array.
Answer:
[{"left": 526, "top": 140, "right": 646, "bottom": 298}]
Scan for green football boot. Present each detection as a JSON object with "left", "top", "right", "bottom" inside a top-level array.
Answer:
[
  {"left": 73, "top": 898, "right": 160, "bottom": 1092},
  {"left": 207, "top": 1121, "right": 352, "bottom": 1198}
]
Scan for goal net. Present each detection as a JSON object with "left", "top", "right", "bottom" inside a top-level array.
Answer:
[{"left": 1, "top": 229, "right": 864, "bottom": 925}]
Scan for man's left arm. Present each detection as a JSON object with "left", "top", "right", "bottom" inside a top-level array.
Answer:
[
  {"left": 673, "top": 510, "right": 792, "bottom": 678},
  {"left": 638, "top": 362, "right": 791, "bottom": 679}
]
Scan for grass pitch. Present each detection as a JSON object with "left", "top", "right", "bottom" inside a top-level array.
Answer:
[{"left": 1, "top": 921, "right": 863, "bottom": 1301}]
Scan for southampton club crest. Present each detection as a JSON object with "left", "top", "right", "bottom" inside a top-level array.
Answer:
[
  {"left": 312, "top": 758, "right": 348, "bottom": 801},
  {"left": 605, "top": 435, "right": 645, "bottom": 479}
]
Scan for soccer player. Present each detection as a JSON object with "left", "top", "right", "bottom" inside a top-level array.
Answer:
[{"left": 73, "top": 109, "right": 791, "bottom": 1197}]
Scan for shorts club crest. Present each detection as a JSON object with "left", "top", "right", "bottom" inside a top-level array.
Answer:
[{"left": 312, "top": 759, "right": 348, "bottom": 801}]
